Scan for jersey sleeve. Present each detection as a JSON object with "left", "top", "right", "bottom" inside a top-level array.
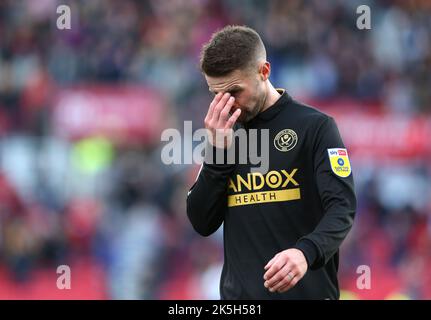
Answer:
[
  {"left": 186, "top": 145, "right": 235, "bottom": 237},
  {"left": 295, "top": 116, "right": 357, "bottom": 270}
]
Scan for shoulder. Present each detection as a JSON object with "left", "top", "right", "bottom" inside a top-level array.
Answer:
[{"left": 288, "top": 97, "right": 333, "bottom": 128}]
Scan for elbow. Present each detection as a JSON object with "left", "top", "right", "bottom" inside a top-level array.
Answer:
[
  {"left": 186, "top": 201, "right": 217, "bottom": 237},
  {"left": 187, "top": 214, "right": 217, "bottom": 237},
  {"left": 192, "top": 223, "right": 216, "bottom": 237}
]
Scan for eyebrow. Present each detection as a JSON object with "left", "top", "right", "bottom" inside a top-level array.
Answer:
[{"left": 210, "top": 85, "right": 243, "bottom": 95}]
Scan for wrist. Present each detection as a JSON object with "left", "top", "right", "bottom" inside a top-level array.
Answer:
[{"left": 294, "top": 239, "right": 319, "bottom": 269}]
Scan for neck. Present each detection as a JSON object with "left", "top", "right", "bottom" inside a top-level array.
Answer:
[{"left": 260, "top": 82, "right": 282, "bottom": 113}]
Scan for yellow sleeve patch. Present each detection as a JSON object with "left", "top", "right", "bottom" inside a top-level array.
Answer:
[{"left": 327, "top": 148, "right": 351, "bottom": 178}]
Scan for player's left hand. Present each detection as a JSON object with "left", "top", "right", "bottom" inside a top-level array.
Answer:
[{"left": 263, "top": 248, "right": 308, "bottom": 293}]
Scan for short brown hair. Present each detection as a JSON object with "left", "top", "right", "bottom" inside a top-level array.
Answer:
[{"left": 200, "top": 25, "right": 266, "bottom": 77}]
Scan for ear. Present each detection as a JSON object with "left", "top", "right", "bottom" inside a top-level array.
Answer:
[{"left": 259, "top": 61, "right": 271, "bottom": 81}]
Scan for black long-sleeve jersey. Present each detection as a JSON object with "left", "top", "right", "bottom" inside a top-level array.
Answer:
[{"left": 186, "top": 90, "right": 356, "bottom": 300}]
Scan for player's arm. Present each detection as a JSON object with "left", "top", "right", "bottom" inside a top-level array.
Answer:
[
  {"left": 186, "top": 92, "right": 241, "bottom": 237},
  {"left": 264, "top": 116, "right": 356, "bottom": 293},
  {"left": 294, "top": 116, "right": 356, "bottom": 270}
]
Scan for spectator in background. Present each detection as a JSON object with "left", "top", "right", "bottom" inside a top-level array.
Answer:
[{"left": 0, "top": 0, "right": 430, "bottom": 299}]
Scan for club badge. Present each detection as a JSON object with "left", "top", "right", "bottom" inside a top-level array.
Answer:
[{"left": 274, "top": 129, "right": 298, "bottom": 152}]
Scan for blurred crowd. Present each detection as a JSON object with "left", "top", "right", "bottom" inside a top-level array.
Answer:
[{"left": 0, "top": 0, "right": 430, "bottom": 299}]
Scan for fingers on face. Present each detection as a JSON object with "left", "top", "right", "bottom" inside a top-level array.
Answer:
[
  {"left": 206, "top": 92, "right": 223, "bottom": 123},
  {"left": 212, "top": 93, "right": 231, "bottom": 124},
  {"left": 206, "top": 92, "right": 239, "bottom": 132},
  {"left": 224, "top": 108, "right": 241, "bottom": 130},
  {"left": 218, "top": 96, "right": 235, "bottom": 125}
]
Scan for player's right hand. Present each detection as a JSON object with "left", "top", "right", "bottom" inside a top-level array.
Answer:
[{"left": 204, "top": 92, "right": 241, "bottom": 149}]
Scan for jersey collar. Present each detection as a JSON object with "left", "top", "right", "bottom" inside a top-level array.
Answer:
[{"left": 250, "top": 89, "right": 291, "bottom": 124}]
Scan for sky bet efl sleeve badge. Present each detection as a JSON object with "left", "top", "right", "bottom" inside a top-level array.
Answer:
[{"left": 327, "top": 148, "right": 351, "bottom": 178}]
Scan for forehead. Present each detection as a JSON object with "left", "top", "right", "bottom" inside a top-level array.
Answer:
[{"left": 205, "top": 69, "right": 248, "bottom": 93}]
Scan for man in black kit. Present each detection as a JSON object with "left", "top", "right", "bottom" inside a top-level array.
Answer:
[{"left": 186, "top": 25, "right": 356, "bottom": 300}]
